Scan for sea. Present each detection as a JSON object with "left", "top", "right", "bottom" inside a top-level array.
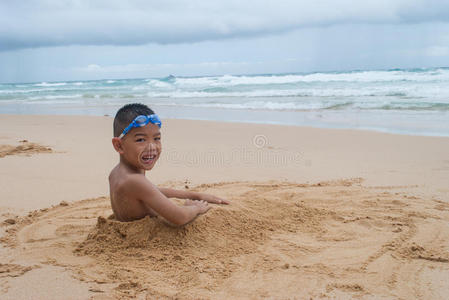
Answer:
[{"left": 1, "top": 67, "right": 448, "bottom": 136}]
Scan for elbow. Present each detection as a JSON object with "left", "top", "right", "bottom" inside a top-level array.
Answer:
[{"left": 165, "top": 206, "right": 197, "bottom": 227}]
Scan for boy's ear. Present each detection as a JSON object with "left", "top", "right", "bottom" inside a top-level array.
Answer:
[{"left": 112, "top": 137, "right": 124, "bottom": 154}]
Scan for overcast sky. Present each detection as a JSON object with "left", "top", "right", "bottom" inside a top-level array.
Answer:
[{"left": 1, "top": 0, "right": 449, "bottom": 83}]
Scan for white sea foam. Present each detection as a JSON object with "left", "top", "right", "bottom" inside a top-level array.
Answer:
[
  {"left": 2, "top": 69, "right": 449, "bottom": 105},
  {"left": 190, "top": 100, "right": 326, "bottom": 110},
  {"left": 150, "top": 99, "right": 358, "bottom": 111},
  {"left": 171, "top": 69, "right": 449, "bottom": 87},
  {"left": 1, "top": 68, "right": 449, "bottom": 136},
  {"left": 34, "top": 82, "right": 67, "bottom": 87},
  {"left": 26, "top": 94, "right": 83, "bottom": 101},
  {"left": 146, "top": 80, "right": 172, "bottom": 88},
  {"left": 0, "top": 87, "right": 79, "bottom": 94},
  {"left": 143, "top": 85, "right": 449, "bottom": 99}
]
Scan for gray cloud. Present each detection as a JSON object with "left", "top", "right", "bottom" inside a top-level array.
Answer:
[{"left": 1, "top": 0, "right": 449, "bottom": 51}]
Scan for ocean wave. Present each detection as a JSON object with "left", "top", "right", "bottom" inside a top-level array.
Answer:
[
  {"left": 34, "top": 82, "right": 67, "bottom": 87},
  {"left": 168, "top": 69, "right": 449, "bottom": 87},
  {"left": 0, "top": 87, "right": 83, "bottom": 94},
  {"left": 150, "top": 100, "right": 324, "bottom": 111},
  {"left": 2, "top": 96, "right": 448, "bottom": 113},
  {"left": 146, "top": 98, "right": 449, "bottom": 112},
  {"left": 324, "top": 102, "right": 354, "bottom": 110},
  {"left": 146, "top": 79, "right": 172, "bottom": 89},
  {"left": 377, "top": 102, "right": 449, "bottom": 111},
  {"left": 2, "top": 67, "right": 449, "bottom": 114},
  {"left": 144, "top": 88, "right": 418, "bottom": 98},
  {"left": 26, "top": 94, "right": 83, "bottom": 101}
]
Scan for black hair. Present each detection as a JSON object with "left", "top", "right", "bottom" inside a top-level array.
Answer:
[{"left": 113, "top": 103, "right": 155, "bottom": 137}]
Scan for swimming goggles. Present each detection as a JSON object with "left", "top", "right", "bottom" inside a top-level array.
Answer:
[{"left": 119, "top": 114, "right": 162, "bottom": 139}]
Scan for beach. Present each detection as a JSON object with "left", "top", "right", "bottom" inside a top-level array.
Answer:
[
  {"left": 1, "top": 114, "right": 449, "bottom": 299},
  {"left": 3, "top": 0, "right": 449, "bottom": 298}
]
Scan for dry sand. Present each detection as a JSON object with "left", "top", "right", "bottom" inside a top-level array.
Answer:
[
  {"left": 0, "top": 140, "right": 52, "bottom": 158},
  {"left": 0, "top": 114, "right": 449, "bottom": 299}
]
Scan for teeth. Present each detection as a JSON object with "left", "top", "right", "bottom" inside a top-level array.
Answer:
[{"left": 142, "top": 155, "right": 156, "bottom": 161}]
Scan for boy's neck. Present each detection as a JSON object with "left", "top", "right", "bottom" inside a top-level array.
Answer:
[{"left": 119, "top": 156, "right": 145, "bottom": 175}]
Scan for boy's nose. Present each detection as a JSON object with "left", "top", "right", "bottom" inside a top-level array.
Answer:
[{"left": 147, "top": 142, "right": 157, "bottom": 152}]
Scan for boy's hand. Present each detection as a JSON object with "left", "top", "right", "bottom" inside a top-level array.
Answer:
[
  {"left": 197, "top": 193, "right": 230, "bottom": 205},
  {"left": 184, "top": 199, "right": 211, "bottom": 214}
]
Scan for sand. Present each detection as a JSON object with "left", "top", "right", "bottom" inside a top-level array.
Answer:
[
  {"left": 0, "top": 140, "right": 52, "bottom": 158},
  {"left": 0, "top": 114, "right": 449, "bottom": 299}
]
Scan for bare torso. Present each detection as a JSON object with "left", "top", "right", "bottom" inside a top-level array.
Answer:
[{"left": 109, "top": 164, "right": 157, "bottom": 221}]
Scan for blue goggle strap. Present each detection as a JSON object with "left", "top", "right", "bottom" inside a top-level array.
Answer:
[{"left": 119, "top": 114, "right": 162, "bottom": 139}]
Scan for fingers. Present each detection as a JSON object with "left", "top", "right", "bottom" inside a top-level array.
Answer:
[
  {"left": 191, "top": 200, "right": 208, "bottom": 207},
  {"left": 184, "top": 199, "right": 195, "bottom": 206},
  {"left": 197, "top": 200, "right": 210, "bottom": 214},
  {"left": 220, "top": 198, "right": 230, "bottom": 205},
  {"left": 213, "top": 197, "right": 230, "bottom": 205}
]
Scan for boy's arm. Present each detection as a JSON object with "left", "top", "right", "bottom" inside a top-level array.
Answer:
[
  {"left": 129, "top": 176, "right": 210, "bottom": 226},
  {"left": 158, "top": 187, "right": 230, "bottom": 204}
]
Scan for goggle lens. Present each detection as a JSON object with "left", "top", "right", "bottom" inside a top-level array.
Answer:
[
  {"left": 135, "top": 115, "right": 149, "bottom": 127},
  {"left": 119, "top": 114, "right": 162, "bottom": 139}
]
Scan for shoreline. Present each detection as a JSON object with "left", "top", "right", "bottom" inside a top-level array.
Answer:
[{"left": 1, "top": 110, "right": 449, "bottom": 138}]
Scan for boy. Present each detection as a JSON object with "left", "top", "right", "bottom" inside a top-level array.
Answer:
[{"left": 109, "top": 103, "right": 229, "bottom": 225}]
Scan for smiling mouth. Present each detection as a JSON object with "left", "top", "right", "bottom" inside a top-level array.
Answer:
[{"left": 141, "top": 154, "right": 157, "bottom": 163}]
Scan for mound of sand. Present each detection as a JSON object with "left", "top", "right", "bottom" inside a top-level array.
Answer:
[
  {"left": 77, "top": 190, "right": 328, "bottom": 254},
  {"left": 1, "top": 180, "right": 449, "bottom": 299},
  {"left": 0, "top": 140, "right": 52, "bottom": 158}
]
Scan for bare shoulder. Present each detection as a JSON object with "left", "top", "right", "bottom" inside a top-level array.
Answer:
[
  {"left": 108, "top": 164, "right": 122, "bottom": 188},
  {"left": 121, "top": 173, "right": 157, "bottom": 195}
]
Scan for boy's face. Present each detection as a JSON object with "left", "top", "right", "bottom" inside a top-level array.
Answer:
[{"left": 115, "top": 123, "right": 162, "bottom": 171}]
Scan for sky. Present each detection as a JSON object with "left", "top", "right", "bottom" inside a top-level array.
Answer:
[{"left": 1, "top": 0, "right": 449, "bottom": 83}]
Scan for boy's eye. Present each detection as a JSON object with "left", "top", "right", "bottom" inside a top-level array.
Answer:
[
  {"left": 136, "top": 138, "right": 145, "bottom": 142},
  {"left": 154, "top": 137, "right": 161, "bottom": 141}
]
